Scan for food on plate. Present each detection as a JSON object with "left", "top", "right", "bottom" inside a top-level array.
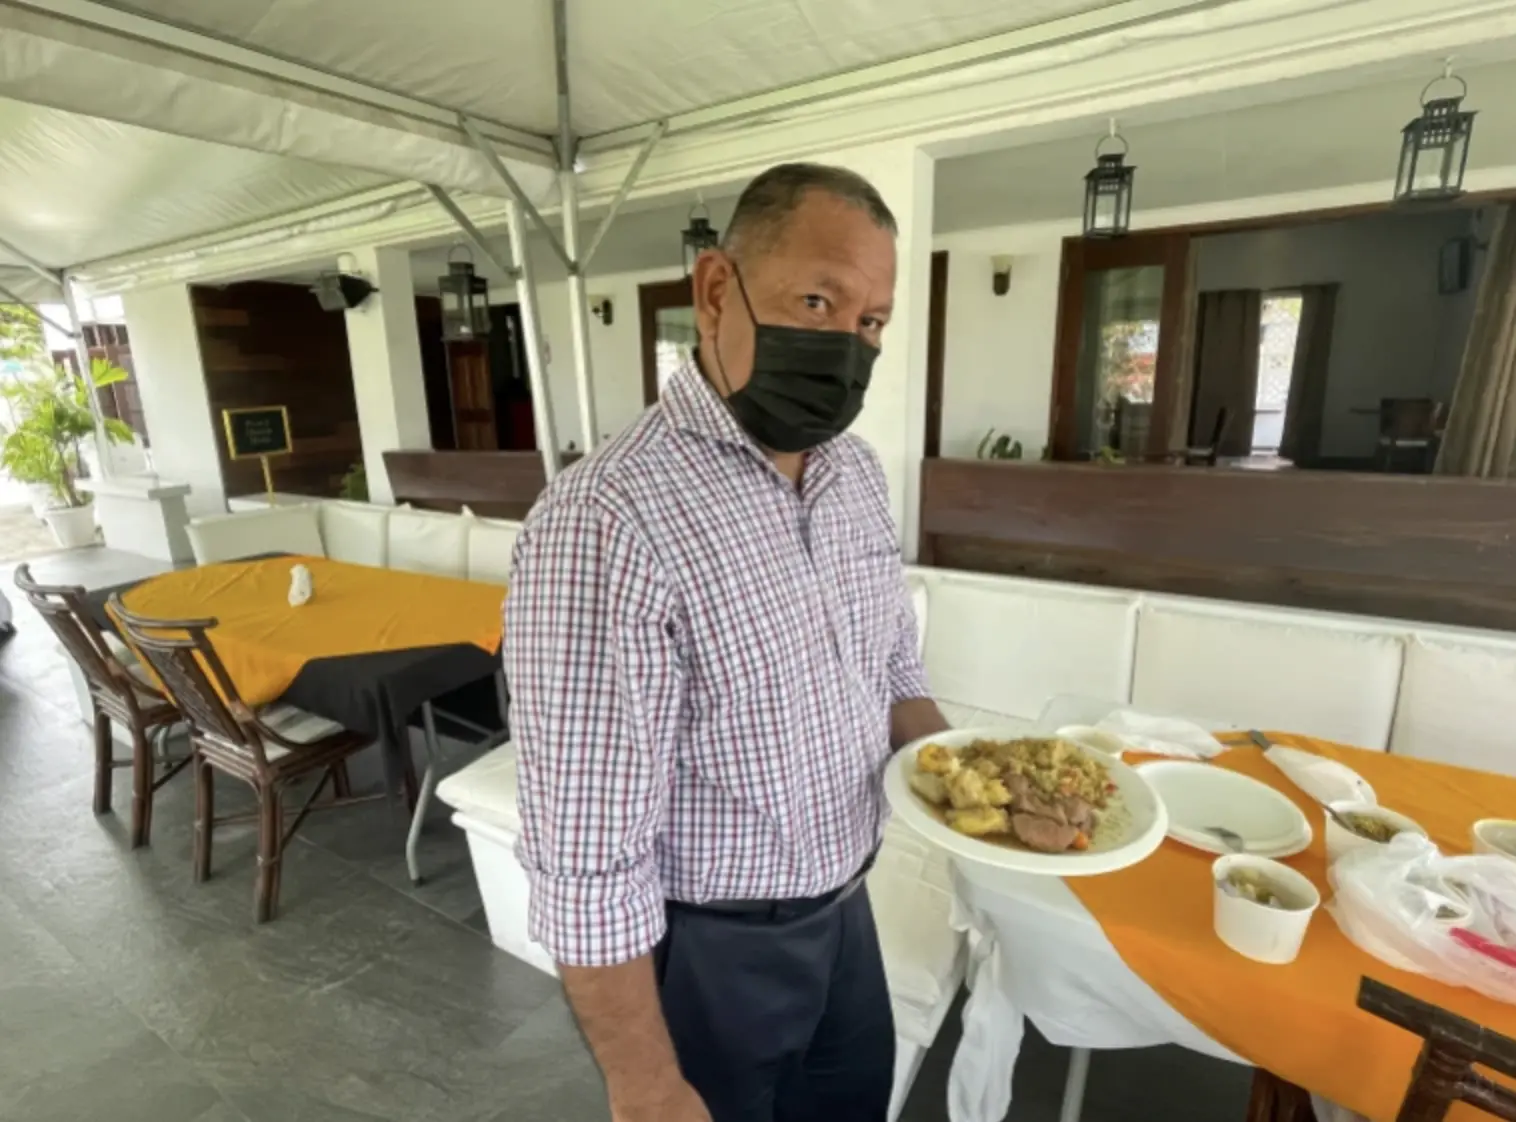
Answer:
[
  {"left": 1340, "top": 811, "right": 1402, "bottom": 843},
  {"left": 909, "top": 736, "right": 1115, "bottom": 853},
  {"left": 1221, "top": 868, "right": 1292, "bottom": 910}
]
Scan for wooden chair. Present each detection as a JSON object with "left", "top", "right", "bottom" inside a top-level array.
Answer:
[
  {"left": 109, "top": 594, "right": 381, "bottom": 923},
  {"left": 14, "top": 564, "right": 187, "bottom": 847},
  {"left": 1376, "top": 398, "right": 1443, "bottom": 474},
  {"left": 1362, "top": 976, "right": 1516, "bottom": 1121}
]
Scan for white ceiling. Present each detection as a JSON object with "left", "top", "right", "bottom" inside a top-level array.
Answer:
[
  {"left": 99, "top": 0, "right": 1135, "bottom": 137},
  {"left": 935, "top": 57, "right": 1516, "bottom": 231},
  {"left": 0, "top": 95, "right": 384, "bottom": 296}
]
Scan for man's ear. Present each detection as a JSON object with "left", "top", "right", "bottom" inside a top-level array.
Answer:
[{"left": 691, "top": 250, "right": 730, "bottom": 349}]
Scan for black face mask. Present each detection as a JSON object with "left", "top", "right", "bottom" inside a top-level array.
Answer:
[{"left": 714, "top": 268, "right": 880, "bottom": 453}]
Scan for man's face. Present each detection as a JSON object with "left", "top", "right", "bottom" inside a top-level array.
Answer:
[{"left": 692, "top": 189, "right": 897, "bottom": 396}]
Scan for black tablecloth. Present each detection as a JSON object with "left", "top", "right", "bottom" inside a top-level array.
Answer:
[{"left": 87, "top": 575, "right": 506, "bottom": 798}]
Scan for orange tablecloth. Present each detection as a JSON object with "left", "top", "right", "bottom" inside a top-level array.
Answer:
[
  {"left": 1066, "top": 735, "right": 1516, "bottom": 1121},
  {"left": 120, "top": 556, "right": 505, "bottom": 706}
]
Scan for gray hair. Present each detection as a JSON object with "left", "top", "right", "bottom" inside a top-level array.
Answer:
[{"left": 721, "top": 163, "right": 897, "bottom": 260}]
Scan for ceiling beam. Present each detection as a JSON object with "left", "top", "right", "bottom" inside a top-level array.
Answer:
[{"left": 3, "top": 0, "right": 556, "bottom": 165}]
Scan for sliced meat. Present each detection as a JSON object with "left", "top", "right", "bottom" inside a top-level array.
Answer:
[
  {"left": 1010, "top": 812, "right": 1081, "bottom": 854},
  {"left": 1058, "top": 796, "right": 1094, "bottom": 832},
  {"left": 1011, "top": 788, "right": 1068, "bottom": 825}
]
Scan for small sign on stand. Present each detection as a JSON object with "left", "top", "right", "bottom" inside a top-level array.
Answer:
[{"left": 221, "top": 406, "right": 292, "bottom": 504}]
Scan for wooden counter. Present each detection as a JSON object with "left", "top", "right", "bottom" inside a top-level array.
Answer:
[{"left": 919, "top": 459, "right": 1516, "bottom": 631}]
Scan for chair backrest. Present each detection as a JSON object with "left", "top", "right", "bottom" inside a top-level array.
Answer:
[
  {"left": 14, "top": 564, "right": 139, "bottom": 705},
  {"left": 107, "top": 594, "right": 273, "bottom": 768},
  {"left": 1379, "top": 397, "right": 1438, "bottom": 442},
  {"left": 1361, "top": 977, "right": 1516, "bottom": 1120},
  {"left": 187, "top": 505, "right": 326, "bottom": 565}
]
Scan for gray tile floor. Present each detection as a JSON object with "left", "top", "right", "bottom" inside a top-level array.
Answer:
[{"left": 0, "top": 547, "right": 1253, "bottom": 1122}]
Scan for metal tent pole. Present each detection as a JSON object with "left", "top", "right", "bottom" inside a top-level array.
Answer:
[
  {"left": 425, "top": 186, "right": 519, "bottom": 281},
  {"left": 553, "top": 0, "right": 598, "bottom": 454},
  {"left": 503, "top": 200, "right": 562, "bottom": 481}
]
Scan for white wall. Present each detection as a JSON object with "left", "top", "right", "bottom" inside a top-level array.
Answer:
[
  {"left": 1194, "top": 209, "right": 1477, "bottom": 459},
  {"left": 934, "top": 225, "right": 1064, "bottom": 459},
  {"left": 501, "top": 265, "right": 686, "bottom": 452},
  {"left": 119, "top": 284, "right": 226, "bottom": 515}
]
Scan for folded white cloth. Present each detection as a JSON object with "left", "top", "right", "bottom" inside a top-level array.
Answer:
[
  {"left": 1094, "top": 708, "right": 1226, "bottom": 759},
  {"left": 288, "top": 563, "right": 313, "bottom": 607},
  {"left": 1265, "top": 745, "right": 1376, "bottom": 806}
]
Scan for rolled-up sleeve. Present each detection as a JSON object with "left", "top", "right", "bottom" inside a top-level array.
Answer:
[
  {"left": 503, "top": 496, "right": 681, "bottom": 967},
  {"left": 886, "top": 575, "right": 932, "bottom": 704}
]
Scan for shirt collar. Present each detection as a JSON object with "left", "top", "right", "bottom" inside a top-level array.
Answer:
[{"left": 661, "top": 355, "right": 842, "bottom": 486}]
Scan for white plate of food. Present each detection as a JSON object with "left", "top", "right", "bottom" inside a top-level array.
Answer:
[
  {"left": 884, "top": 727, "right": 1169, "bottom": 876},
  {"left": 1135, "top": 760, "right": 1312, "bottom": 858}
]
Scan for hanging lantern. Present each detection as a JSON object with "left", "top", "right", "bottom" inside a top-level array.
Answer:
[
  {"left": 1395, "top": 64, "right": 1477, "bottom": 204},
  {"left": 438, "top": 246, "right": 492, "bottom": 342},
  {"left": 681, "top": 202, "right": 720, "bottom": 275},
  {"left": 1083, "top": 123, "right": 1135, "bottom": 239}
]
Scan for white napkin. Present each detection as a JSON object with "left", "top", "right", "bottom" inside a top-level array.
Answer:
[
  {"left": 1264, "top": 745, "right": 1376, "bottom": 806},
  {"left": 1094, "top": 708, "right": 1226, "bottom": 759},
  {"left": 288, "top": 563, "right": 313, "bottom": 607}
]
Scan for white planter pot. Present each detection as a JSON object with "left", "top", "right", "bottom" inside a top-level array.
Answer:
[
  {"left": 42, "top": 503, "right": 98, "bottom": 549},
  {"left": 27, "top": 484, "right": 55, "bottom": 519}
]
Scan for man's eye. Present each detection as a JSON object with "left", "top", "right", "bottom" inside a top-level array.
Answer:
[
  {"left": 860, "top": 316, "right": 884, "bottom": 331},
  {"left": 803, "top": 294, "right": 828, "bottom": 312}
]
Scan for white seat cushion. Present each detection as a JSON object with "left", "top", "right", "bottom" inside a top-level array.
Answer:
[
  {"left": 1133, "top": 601, "right": 1403, "bottom": 749},
  {"left": 187, "top": 506, "right": 325, "bottom": 565},
  {"left": 1390, "top": 635, "right": 1516, "bottom": 776},
  {"left": 387, "top": 509, "right": 470, "bottom": 578},
  {"left": 319, "top": 501, "right": 390, "bottom": 567},
  {"left": 922, "top": 572, "right": 1138, "bottom": 721},
  {"left": 869, "top": 819, "right": 966, "bottom": 1047},
  {"left": 437, "top": 741, "right": 521, "bottom": 832},
  {"left": 467, "top": 519, "right": 521, "bottom": 586},
  {"left": 256, "top": 703, "right": 347, "bottom": 760}
]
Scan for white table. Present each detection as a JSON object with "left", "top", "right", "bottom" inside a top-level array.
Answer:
[{"left": 945, "top": 858, "right": 1358, "bottom": 1122}]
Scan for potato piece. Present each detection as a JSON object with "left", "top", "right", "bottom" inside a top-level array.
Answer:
[
  {"left": 948, "top": 806, "right": 1011, "bottom": 837},
  {"left": 946, "top": 767, "right": 991, "bottom": 810},
  {"left": 909, "top": 771, "right": 949, "bottom": 806},
  {"left": 969, "top": 757, "right": 1001, "bottom": 779},
  {"left": 916, "top": 743, "right": 959, "bottom": 776},
  {"left": 983, "top": 778, "right": 1013, "bottom": 807}
]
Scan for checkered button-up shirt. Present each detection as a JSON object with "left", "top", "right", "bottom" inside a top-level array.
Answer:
[{"left": 503, "top": 359, "right": 931, "bottom": 967}]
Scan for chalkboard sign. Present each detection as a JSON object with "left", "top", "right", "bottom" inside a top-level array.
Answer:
[{"left": 222, "top": 406, "right": 292, "bottom": 460}]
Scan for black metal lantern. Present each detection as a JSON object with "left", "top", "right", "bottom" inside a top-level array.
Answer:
[
  {"left": 1083, "top": 125, "right": 1135, "bottom": 238},
  {"left": 681, "top": 202, "right": 720, "bottom": 274},
  {"left": 1395, "top": 67, "right": 1477, "bottom": 204},
  {"left": 438, "top": 246, "right": 491, "bottom": 342}
]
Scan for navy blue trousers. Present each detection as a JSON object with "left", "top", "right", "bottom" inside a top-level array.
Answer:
[{"left": 653, "top": 887, "right": 896, "bottom": 1122}]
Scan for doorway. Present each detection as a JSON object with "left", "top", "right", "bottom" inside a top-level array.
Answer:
[
  {"left": 639, "top": 277, "right": 695, "bottom": 405},
  {"left": 1049, "top": 232, "right": 1193, "bottom": 461}
]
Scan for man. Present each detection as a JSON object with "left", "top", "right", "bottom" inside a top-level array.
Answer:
[{"left": 503, "top": 162, "right": 949, "bottom": 1122}]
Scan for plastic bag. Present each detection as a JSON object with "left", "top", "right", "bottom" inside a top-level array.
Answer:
[{"left": 1327, "top": 833, "right": 1516, "bottom": 1004}]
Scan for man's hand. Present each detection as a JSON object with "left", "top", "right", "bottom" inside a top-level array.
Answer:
[
  {"left": 561, "top": 956, "right": 709, "bottom": 1122},
  {"left": 891, "top": 696, "right": 951, "bottom": 750},
  {"left": 611, "top": 1076, "right": 712, "bottom": 1122}
]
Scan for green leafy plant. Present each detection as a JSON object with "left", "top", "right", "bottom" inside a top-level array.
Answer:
[
  {"left": 976, "top": 428, "right": 1024, "bottom": 461},
  {"left": 0, "top": 358, "right": 133, "bottom": 508},
  {"left": 338, "top": 461, "right": 368, "bottom": 502},
  {"left": 0, "top": 305, "right": 43, "bottom": 367}
]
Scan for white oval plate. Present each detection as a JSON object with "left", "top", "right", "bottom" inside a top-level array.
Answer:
[
  {"left": 1136, "top": 760, "right": 1312, "bottom": 857},
  {"left": 885, "top": 727, "right": 1169, "bottom": 877}
]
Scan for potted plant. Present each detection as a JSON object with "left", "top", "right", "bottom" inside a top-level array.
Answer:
[{"left": 0, "top": 358, "right": 133, "bottom": 549}]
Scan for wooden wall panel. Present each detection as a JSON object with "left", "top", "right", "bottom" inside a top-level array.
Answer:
[
  {"left": 920, "top": 458, "right": 1516, "bottom": 631},
  {"left": 384, "top": 450, "right": 567, "bottom": 520},
  {"left": 191, "top": 282, "right": 360, "bottom": 499}
]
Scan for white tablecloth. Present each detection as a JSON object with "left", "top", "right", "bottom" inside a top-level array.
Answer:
[{"left": 946, "top": 861, "right": 1360, "bottom": 1122}]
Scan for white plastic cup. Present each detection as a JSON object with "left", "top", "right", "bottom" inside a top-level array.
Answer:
[
  {"left": 1212, "top": 854, "right": 1321, "bottom": 965},
  {"left": 1472, "top": 819, "right": 1516, "bottom": 859},
  {"left": 1324, "top": 802, "right": 1427, "bottom": 865}
]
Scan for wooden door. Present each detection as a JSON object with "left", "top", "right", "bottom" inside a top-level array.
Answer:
[
  {"left": 923, "top": 250, "right": 949, "bottom": 458},
  {"left": 639, "top": 277, "right": 695, "bottom": 405},
  {"left": 447, "top": 341, "right": 499, "bottom": 451},
  {"left": 1049, "top": 232, "right": 1193, "bottom": 461}
]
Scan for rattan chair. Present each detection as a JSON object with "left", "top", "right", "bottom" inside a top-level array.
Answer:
[
  {"left": 109, "top": 594, "right": 381, "bottom": 922},
  {"left": 14, "top": 564, "right": 187, "bottom": 847}
]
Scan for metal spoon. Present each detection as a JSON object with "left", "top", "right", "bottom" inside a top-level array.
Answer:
[{"left": 1206, "top": 825, "right": 1247, "bottom": 853}]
